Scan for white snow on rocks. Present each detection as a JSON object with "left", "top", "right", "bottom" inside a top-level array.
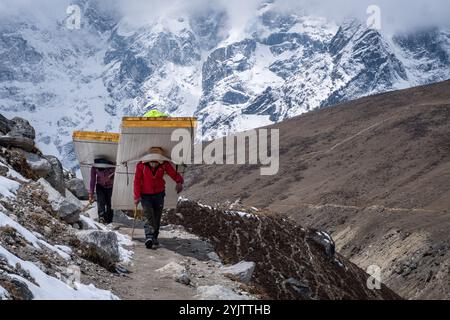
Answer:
[
  {"left": 79, "top": 215, "right": 105, "bottom": 231},
  {"left": 0, "top": 245, "right": 118, "bottom": 300},
  {"left": 0, "top": 211, "right": 71, "bottom": 260},
  {"left": 6, "top": 168, "right": 29, "bottom": 183},
  {"left": 0, "top": 211, "right": 41, "bottom": 248},
  {"left": 114, "top": 231, "right": 134, "bottom": 265},
  {"left": 226, "top": 210, "right": 257, "bottom": 219},
  {"left": 0, "top": 158, "right": 132, "bottom": 299}
]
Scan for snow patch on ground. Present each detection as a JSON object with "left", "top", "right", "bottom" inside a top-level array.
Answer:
[
  {"left": 0, "top": 245, "right": 118, "bottom": 300},
  {"left": 0, "top": 176, "right": 21, "bottom": 199},
  {"left": 114, "top": 230, "right": 134, "bottom": 265},
  {"left": 7, "top": 168, "right": 29, "bottom": 183},
  {"left": 0, "top": 211, "right": 71, "bottom": 260},
  {"left": 0, "top": 211, "right": 41, "bottom": 249},
  {"left": 0, "top": 284, "right": 10, "bottom": 299}
]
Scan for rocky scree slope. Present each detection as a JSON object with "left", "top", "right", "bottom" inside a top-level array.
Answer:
[
  {"left": 166, "top": 199, "right": 400, "bottom": 300},
  {"left": 0, "top": 113, "right": 133, "bottom": 300}
]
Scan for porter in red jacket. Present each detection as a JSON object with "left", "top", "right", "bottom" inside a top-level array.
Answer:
[
  {"left": 133, "top": 161, "right": 184, "bottom": 249},
  {"left": 134, "top": 161, "right": 184, "bottom": 201}
]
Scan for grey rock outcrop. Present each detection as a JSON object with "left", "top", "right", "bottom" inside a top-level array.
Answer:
[
  {"left": 0, "top": 117, "right": 36, "bottom": 152},
  {"left": 38, "top": 178, "right": 80, "bottom": 224},
  {"left": 0, "top": 136, "right": 35, "bottom": 152},
  {"left": 9, "top": 117, "right": 36, "bottom": 140},
  {"left": 43, "top": 155, "right": 65, "bottom": 195},
  {"left": 66, "top": 178, "right": 89, "bottom": 200},
  {"left": 23, "top": 152, "right": 52, "bottom": 178},
  {"left": 76, "top": 230, "right": 120, "bottom": 263}
]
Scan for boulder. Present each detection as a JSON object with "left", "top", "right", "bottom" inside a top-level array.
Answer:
[
  {"left": 156, "top": 261, "right": 190, "bottom": 285},
  {"left": 0, "top": 114, "right": 13, "bottom": 134},
  {"left": 221, "top": 261, "right": 255, "bottom": 284},
  {"left": 38, "top": 178, "right": 80, "bottom": 224},
  {"left": 306, "top": 230, "right": 336, "bottom": 261},
  {"left": 113, "top": 210, "right": 145, "bottom": 228},
  {"left": 23, "top": 152, "right": 52, "bottom": 178},
  {"left": 64, "top": 188, "right": 85, "bottom": 210},
  {"left": 57, "top": 202, "right": 81, "bottom": 224},
  {"left": 196, "top": 285, "right": 252, "bottom": 300},
  {"left": 283, "top": 278, "right": 311, "bottom": 299},
  {"left": 65, "top": 178, "right": 89, "bottom": 200},
  {"left": 43, "top": 155, "right": 65, "bottom": 195},
  {"left": 207, "top": 251, "right": 222, "bottom": 263},
  {"left": 0, "top": 136, "right": 35, "bottom": 152},
  {"left": 9, "top": 117, "right": 35, "bottom": 140},
  {"left": 76, "top": 230, "right": 120, "bottom": 263}
]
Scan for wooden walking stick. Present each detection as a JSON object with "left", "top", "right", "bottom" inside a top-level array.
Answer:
[{"left": 131, "top": 204, "right": 138, "bottom": 240}]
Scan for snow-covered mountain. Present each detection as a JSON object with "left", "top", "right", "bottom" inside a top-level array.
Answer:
[{"left": 0, "top": 0, "right": 449, "bottom": 170}]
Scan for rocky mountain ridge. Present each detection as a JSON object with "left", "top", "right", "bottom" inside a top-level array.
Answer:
[{"left": 0, "top": 0, "right": 449, "bottom": 170}]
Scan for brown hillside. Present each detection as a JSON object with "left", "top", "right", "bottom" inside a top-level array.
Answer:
[{"left": 184, "top": 80, "right": 450, "bottom": 299}]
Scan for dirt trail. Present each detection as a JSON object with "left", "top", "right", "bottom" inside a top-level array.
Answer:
[
  {"left": 109, "top": 223, "right": 255, "bottom": 300},
  {"left": 268, "top": 202, "right": 441, "bottom": 214},
  {"left": 111, "top": 227, "right": 197, "bottom": 300}
]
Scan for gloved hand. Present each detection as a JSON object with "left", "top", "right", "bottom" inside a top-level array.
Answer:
[{"left": 176, "top": 183, "right": 183, "bottom": 194}]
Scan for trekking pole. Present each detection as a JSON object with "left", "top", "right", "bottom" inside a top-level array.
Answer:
[{"left": 131, "top": 204, "right": 138, "bottom": 240}]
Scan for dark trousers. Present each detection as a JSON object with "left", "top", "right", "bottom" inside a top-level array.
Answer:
[
  {"left": 141, "top": 192, "right": 165, "bottom": 241},
  {"left": 96, "top": 184, "right": 113, "bottom": 223}
]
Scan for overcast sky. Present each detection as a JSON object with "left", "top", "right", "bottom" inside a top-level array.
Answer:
[
  {"left": 117, "top": 0, "right": 450, "bottom": 35},
  {"left": 276, "top": 0, "right": 450, "bottom": 33},
  {"left": 1, "top": 0, "right": 449, "bottom": 34}
]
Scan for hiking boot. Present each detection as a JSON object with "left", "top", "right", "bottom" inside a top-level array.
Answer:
[
  {"left": 145, "top": 238, "right": 153, "bottom": 249},
  {"left": 153, "top": 238, "right": 159, "bottom": 246}
]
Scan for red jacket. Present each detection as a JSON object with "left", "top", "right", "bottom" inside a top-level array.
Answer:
[{"left": 134, "top": 161, "right": 184, "bottom": 200}]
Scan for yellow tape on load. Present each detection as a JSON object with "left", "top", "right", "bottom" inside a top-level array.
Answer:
[
  {"left": 73, "top": 131, "right": 120, "bottom": 143},
  {"left": 121, "top": 117, "right": 198, "bottom": 128}
]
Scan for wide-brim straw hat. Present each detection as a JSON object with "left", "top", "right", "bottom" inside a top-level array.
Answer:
[{"left": 92, "top": 163, "right": 116, "bottom": 168}]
